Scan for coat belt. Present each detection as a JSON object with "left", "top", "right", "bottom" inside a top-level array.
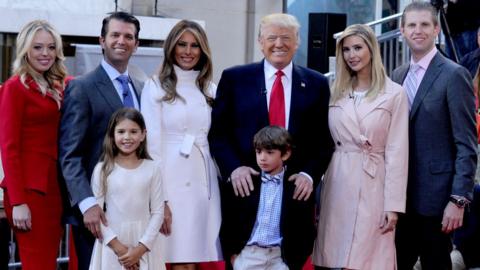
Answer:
[
  {"left": 335, "top": 137, "right": 385, "bottom": 178},
  {"left": 162, "top": 132, "right": 214, "bottom": 199}
]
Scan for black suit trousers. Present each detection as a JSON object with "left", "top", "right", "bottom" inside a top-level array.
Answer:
[
  {"left": 396, "top": 212, "right": 453, "bottom": 270},
  {"left": 72, "top": 225, "right": 95, "bottom": 270}
]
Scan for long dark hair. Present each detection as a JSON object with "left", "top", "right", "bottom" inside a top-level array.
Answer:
[{"left": 99, "top": 108, "right": 151, "bottom": 196}]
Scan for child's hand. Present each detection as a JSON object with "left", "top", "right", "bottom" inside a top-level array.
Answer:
[
  {"left": 125, "top": 262, "right": 140, "bottom": 270},
  {"left": 119, "top": 244, "right": 148, "bottom": 268},
  {"left": 107, "top": 238, "right": 128, "bottom": 257}
]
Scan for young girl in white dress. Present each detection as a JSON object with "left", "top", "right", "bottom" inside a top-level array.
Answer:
[{"left": 89, "top": 108, "right": 166, "bottom": 270}]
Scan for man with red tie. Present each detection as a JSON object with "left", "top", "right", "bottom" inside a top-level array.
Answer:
[{"left": 208, "top": 13, "right": 333, "bottom": 270}]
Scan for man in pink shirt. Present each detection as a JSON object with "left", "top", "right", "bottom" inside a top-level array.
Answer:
[{"left": 392, "top": 2, "right": 477, "bottom": 270}]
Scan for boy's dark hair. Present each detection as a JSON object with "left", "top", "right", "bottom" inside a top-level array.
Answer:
[
  {"left": 101, "top": 11, "right": 141, "bottom": 40},
  {"left": 253, "top": 125, "right": 293, "bottom": 155}
]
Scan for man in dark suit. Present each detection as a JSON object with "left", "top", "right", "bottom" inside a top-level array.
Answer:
[
  {"left": 59, "top": 12, "right": 143, "bottom": 270},
  {"left": 208, "top": 13, "right": 333, "bottom": 270},
  {"left": 392, "top": 2, "right": 477, "bottom": 270}
]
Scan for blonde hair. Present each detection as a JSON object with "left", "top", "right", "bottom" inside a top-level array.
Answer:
[
  {"left": 159, "top": 20, "right": 213, "bottom": 105},
  {"left": 331, "top": 24, "right": 386, "bottom": 103},
  {"left": 13, "top": 20, "right": 67, "bottom": 107},
  {"left": 258, "top": 13, "right": 300, "bottom": 43}
]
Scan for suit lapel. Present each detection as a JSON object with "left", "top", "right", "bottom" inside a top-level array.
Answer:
[
  {"left": 256, "top": 61, "right": 269, "bottom": 127},
  {"left": 395, "top": 64, "right": 409, "bottom": 86},
  {"left": 94, "top": 65, "right": 123, "bottom": 110},
  {"left": 130, "top": 77, "right": 143, "bottom": 109},
  {"left": 332, "top": 94, "right": 357, "bottom": 126},
  {"left": 410, "top": 53, "right": 444, "bottom": 119},
  {"left": 356, "top": 89, "right": 389, "bottom": 121},
  {"left": 289, "top": 65, "right": 308, "bottom": 134}
]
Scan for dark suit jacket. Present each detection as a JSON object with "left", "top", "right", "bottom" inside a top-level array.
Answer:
[
  {"left": 208, "top": 60, "right": 333, "bottom": 269},
  {"left": 59, "top": 65, "right": 143, "bottom": 225},
  {"left": 459, "top": 47, "right": 480, "bottom": 78},
  {"left": 392, "top": 52, "right": 477, "bottom": 216}
]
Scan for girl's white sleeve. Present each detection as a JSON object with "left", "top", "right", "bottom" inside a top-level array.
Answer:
[
  {"left": 138, "top": 161, "right": 165, "bottom": 250},
  {"left": 91, "top": 163, "right": 117, "bottom": 245}
]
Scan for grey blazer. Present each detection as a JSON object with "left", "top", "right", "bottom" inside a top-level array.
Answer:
[
  {"left": 392, "top": 52, "right": 476, "bottom": 216},
  {"left": 59, "top": 65, "right": 143, "bottom": 224}
]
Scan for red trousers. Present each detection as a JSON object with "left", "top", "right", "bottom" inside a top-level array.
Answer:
[{"left": 4, "top": 180, "right": 63, "bottom": 270}]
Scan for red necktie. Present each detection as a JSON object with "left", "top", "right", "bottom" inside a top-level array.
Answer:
[{"left": 269, "top": 70, "right": 285, "bottom": 127}]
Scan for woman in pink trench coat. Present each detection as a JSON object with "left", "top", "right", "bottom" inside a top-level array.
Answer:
[{"left": 312, "top": 24, "right": 409, "bottom": 270}]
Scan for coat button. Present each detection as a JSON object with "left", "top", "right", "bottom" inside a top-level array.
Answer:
[{"left": 336, "top": 141, "right": 342, "bottom": 146}]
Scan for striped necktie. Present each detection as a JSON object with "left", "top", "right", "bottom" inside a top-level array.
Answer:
[{"left": 404, "top": 63, "right": 420, "bottom": 109}]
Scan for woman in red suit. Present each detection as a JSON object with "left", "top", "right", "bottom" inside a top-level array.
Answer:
[{"left": 0, "top": 20, "right": 68, "bottom": 269}]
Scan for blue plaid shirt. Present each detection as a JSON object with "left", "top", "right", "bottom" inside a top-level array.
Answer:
[{"left": 247, "top": 168, "right": 284, "bottom": 247}]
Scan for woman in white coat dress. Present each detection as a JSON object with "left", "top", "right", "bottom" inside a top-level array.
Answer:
[
  {"left": 141, "top": 20, "right": 222, "bottom": 270},
  {"left": 312, "top": 24, "right": 409, "bottom": 270}
]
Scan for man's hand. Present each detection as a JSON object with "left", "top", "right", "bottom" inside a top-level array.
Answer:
[
  {"left": 288, "top": 174, "right": 313, "bottom": 201},
  {"left": 441, "top": 202, "right": 464, "bottom": 233},
  {"left": 380, "top": 211, "right": 398, "bottom": 234},
  {"left": 160, "top": 202, "right": 172, "bottom": 235},
  {"left": 83, "top": 204, "right": 107, "bottom": 240},
  {"left": 230, "top": 166, "right": 259, "bottom": 197},
  {"left": 12, "top": 204, "right": 32, "bottom": 231}
]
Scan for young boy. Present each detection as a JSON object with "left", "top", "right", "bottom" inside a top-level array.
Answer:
[{"left": 224, "top": 125, "right": 293, "bottom": 270}]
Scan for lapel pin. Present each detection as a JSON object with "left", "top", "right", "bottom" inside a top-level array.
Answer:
[{"left": 301, "top": 82, "right": 306, "bottom": 87}]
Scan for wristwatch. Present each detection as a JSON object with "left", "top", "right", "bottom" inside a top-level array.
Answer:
[{"left": 449, "top": 196, "right": 468, "bottom": 208}]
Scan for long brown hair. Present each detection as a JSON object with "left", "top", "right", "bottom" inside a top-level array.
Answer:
[
  {"left": 13, "top": 20, "right": 67, "bottom": 107},
  {"left": 158, "top": 20, "right": 213, "bottom": 105},
  {"left": 99, "top": 108, "right": 152, "bottom": 196}
]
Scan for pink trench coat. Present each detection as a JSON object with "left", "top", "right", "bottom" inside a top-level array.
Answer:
[{"left": 312, "top": 78, "right": 409, "bottom": 270}]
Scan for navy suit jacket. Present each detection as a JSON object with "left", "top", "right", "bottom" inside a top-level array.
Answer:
[
  {"left": 59, "top": 65, "right": 143, "bottom": 225},
  {"left": 392, "top": 52, "right": 477, "bottom": 216},
  {"left": 208, "top": 60, "right": 333, "bottom": 268}
]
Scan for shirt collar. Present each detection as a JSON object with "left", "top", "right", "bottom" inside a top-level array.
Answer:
[
  {"left": 410, "top": 46, "right": 437, "bottom": 71},
  {"left": 101, "top": 59, "right": 129, "bottom": 81},
  {"left": 261, "top": 167, "right": 285, "bottom": 184},
  {"left": 264, "top": 60, "right": 293, "bottom": 81}
]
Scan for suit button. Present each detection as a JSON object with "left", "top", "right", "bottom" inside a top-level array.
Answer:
[
  {"left": 337, "top": 141, "right": 342, "bottom": 146},
  {"left": 186, "top": 182, "right": 191, "bottom": 187}
]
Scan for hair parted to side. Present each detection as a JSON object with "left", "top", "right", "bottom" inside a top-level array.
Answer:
[
  {"left": 331, "top": 24, "right": 386, "bottom": 103},
  {"left": 159, "top": 20, "right": 213, "bottom": 105},
  {"left": 258, "top": 13, "right": 300, "bottom": 43},
  {"left": 253, "top": 125, "right": 293, "bottom": 156},
  {"left": 401, "top": 1, "right": 439, "bottom": 27},
  {"left": 101, "top": 11, "right": 140, "bottom": 40},
  {"left": 13, "top": 20, "right": 67, "bottom": 106},
  {"left": 99, "top": 108, "right": 151, "bottom": 196}
]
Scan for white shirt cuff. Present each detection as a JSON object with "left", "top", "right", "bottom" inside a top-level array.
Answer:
[
  {"left": 299, "top": 172, "right": 314, "bottom": 183},
  {"left": 78, "top": 197, "right": 98, "bottom": 214}
]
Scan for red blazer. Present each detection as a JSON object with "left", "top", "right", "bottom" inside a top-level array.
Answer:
[{"left": 0, "top": 75, "right": 62, "bottom": 205}]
